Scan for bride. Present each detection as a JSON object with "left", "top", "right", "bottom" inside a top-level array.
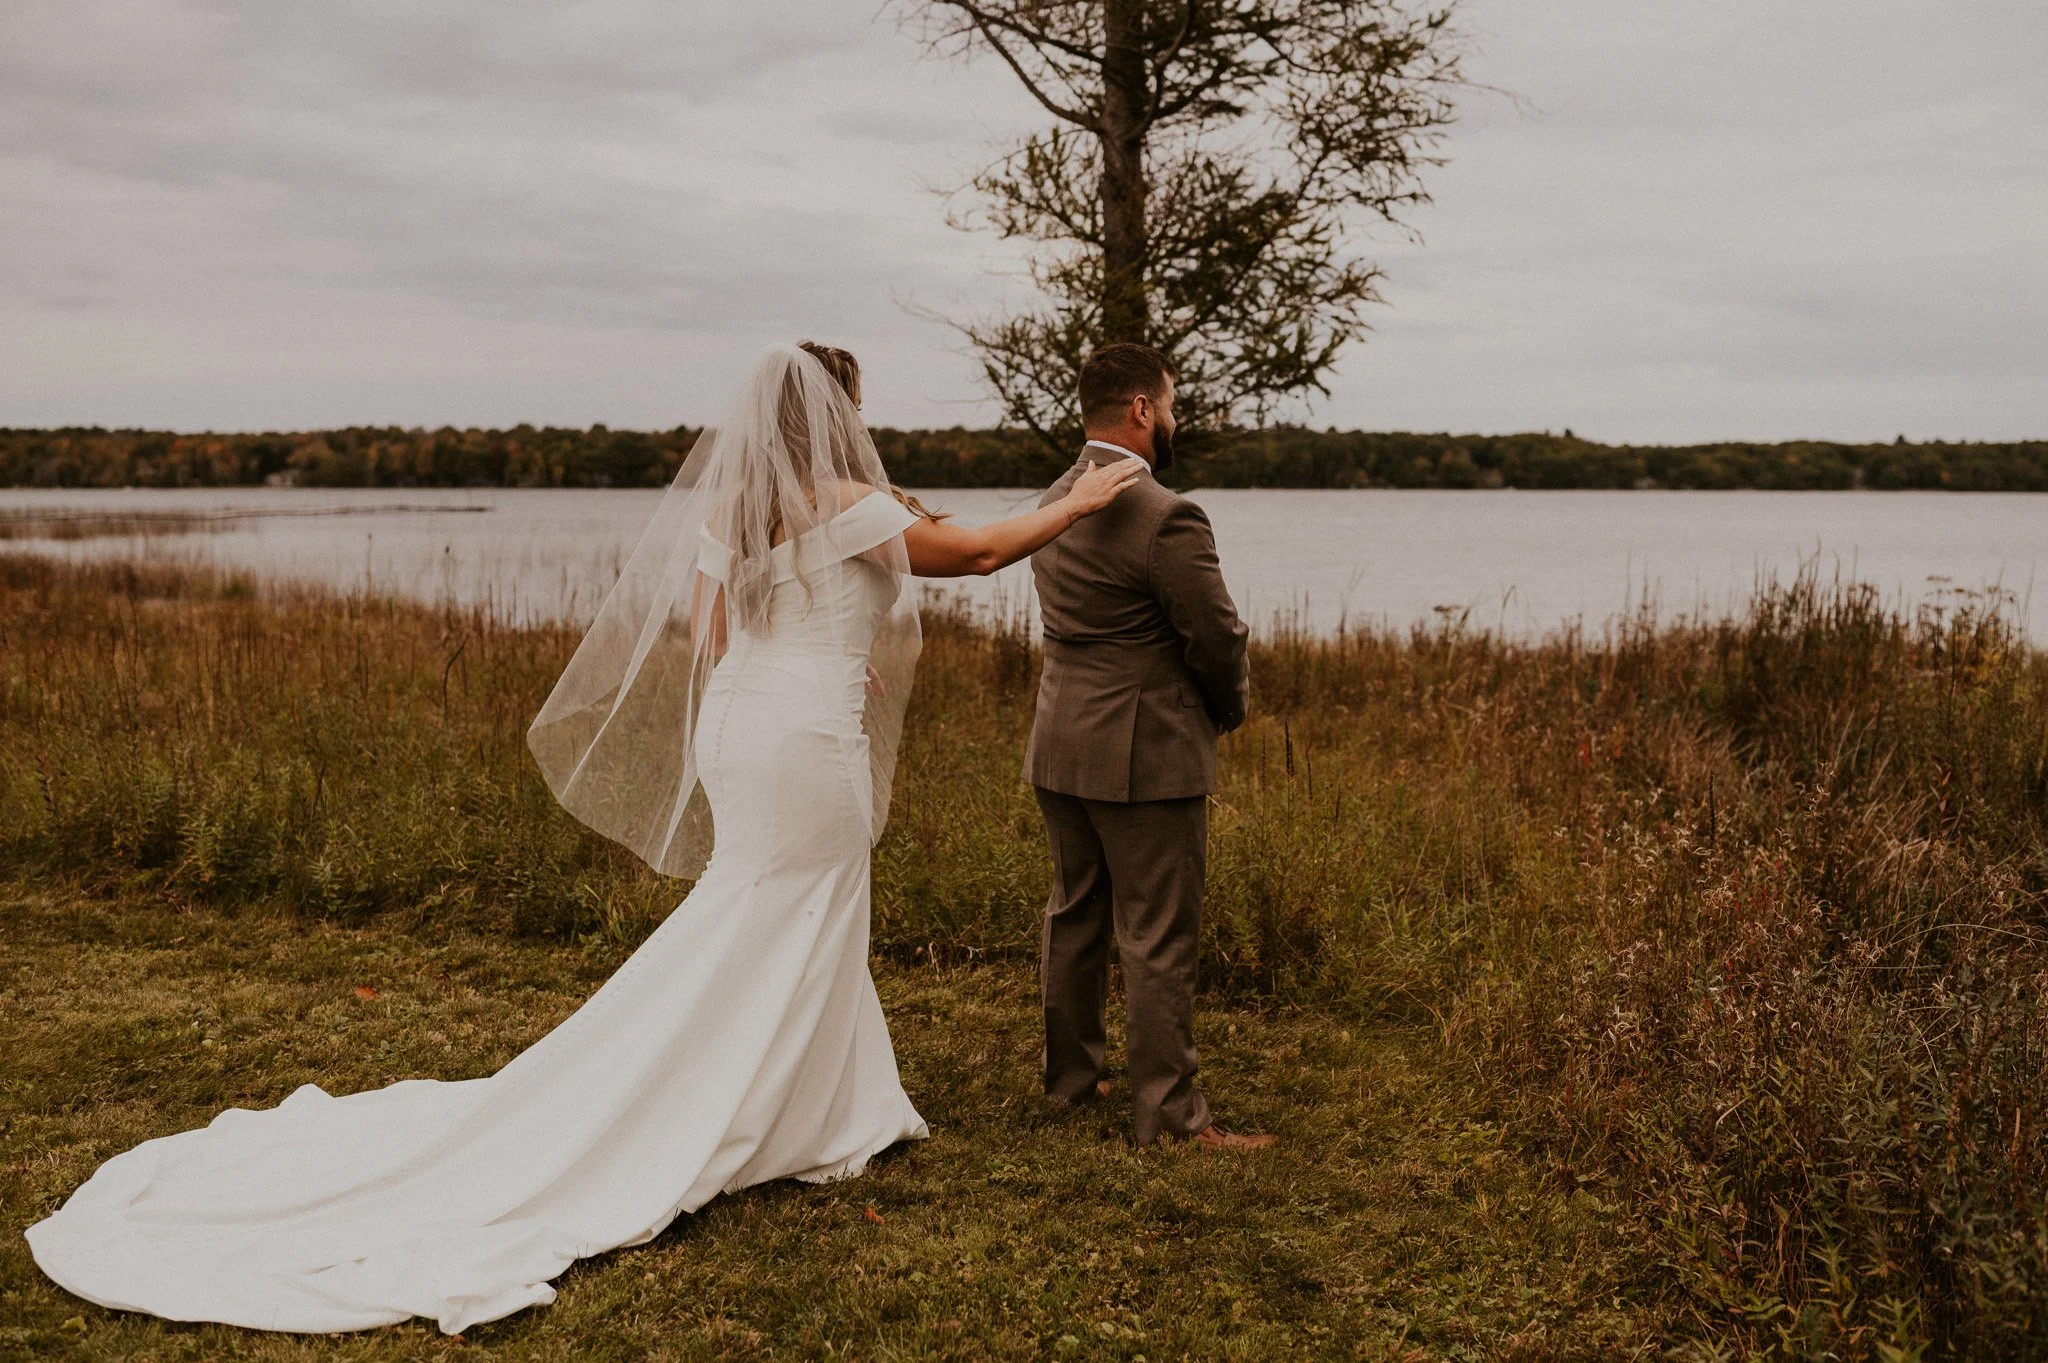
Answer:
[{"left": 25, "top": 342, "right": 1142, "bottom": 1335}]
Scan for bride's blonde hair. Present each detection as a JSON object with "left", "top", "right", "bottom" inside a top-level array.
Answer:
[{"left": 797, "top": 341, "right": 943, "bottom": 521}]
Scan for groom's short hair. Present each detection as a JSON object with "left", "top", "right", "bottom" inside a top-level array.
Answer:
[{"left": 1079, "top": 344, "right": 1177, "bottom": 426}]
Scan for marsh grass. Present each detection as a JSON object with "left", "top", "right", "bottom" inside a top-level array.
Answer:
[
  {"left": 0, "top": 511, "right": 237, "bottom": 542},
  {"left": 4, "top": 553, "right": 2047, "bottom": 1358},
  {"left": 0, "top": 505, "right": 489, "bottom": 542}
]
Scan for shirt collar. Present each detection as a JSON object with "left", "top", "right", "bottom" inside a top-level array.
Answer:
[{"left": 1082, "top": 439, "right": 1149, "bottom": 465}]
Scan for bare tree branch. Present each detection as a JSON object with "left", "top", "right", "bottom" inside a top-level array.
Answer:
[
  {"left": 928, "top": 0, "right": 1103, "bottom": 62},
  {"left": 1141, "top": 0, "right": 1197, "bottom": 121},
  {"left": 966, "top": 16, "right": 1103, "bottom": 128}
]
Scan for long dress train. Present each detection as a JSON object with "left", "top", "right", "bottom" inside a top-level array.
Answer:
[{"left": 25, "top": 498, "right": 929, "bottom": 1335}]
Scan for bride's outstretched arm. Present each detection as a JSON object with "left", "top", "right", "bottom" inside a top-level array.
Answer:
[{"left": 899, "top": 460, "right": 1144, "bottom": 578}]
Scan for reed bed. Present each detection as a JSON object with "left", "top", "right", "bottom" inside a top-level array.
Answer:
[
  {"left": 0, "top": 510, "right": 242, "bottom": 542},
  {"left": 3, "top": 552, "right": 2046, "bottom": 1359}
]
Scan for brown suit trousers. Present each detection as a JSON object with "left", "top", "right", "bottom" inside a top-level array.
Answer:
[{"left": 1027, "top": 447, "right": 1249, "bottom": 1143}]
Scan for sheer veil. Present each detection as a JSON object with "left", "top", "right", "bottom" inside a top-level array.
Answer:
[{"left": 528, "top": 344, "right": 922, "bottom": 878}]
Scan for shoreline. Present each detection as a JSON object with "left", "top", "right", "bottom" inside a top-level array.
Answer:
[{"left": 8, "top": 424, "right": 2048, "bottom": 494}]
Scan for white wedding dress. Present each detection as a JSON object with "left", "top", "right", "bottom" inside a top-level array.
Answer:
[{"left": 26, "top": 493, "right": 930, "bottom": 1335}]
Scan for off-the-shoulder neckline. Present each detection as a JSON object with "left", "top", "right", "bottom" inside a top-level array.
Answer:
[{"left": 703, "top": 489, "right": 907, "bottom": 555}]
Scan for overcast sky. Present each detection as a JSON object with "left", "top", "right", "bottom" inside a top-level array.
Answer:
[{"left": 2, "top": 1, "right": 2043, "bottom": 442}]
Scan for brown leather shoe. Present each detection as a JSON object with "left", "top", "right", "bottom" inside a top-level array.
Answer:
[
  {"left": 1190, "top": 1122, "right": 1276, "bottom": 1151},
  {"left": 1047, "top": 1079, "right": 1115, "bottom": 1109}
]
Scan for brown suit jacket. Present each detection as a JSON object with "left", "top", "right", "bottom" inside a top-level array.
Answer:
[{"left": 1025, "top": 447, "right": 1250, "bottom": 802}]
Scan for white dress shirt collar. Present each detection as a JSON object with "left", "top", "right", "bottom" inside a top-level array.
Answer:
[{"left": 1082, "top": 439, "right": 1149, "bottom": 465}]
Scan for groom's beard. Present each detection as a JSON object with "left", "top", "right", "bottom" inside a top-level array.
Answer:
[{"left": 1150, "top": 422, "right": 1176, "bottom": 473}]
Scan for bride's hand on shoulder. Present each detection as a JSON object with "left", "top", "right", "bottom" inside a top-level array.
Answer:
[
  {"left": 900, "top": 459, "right": 1144, "bottom": 578},
  {"left": 1062, "top": 459, "right": 1146, "bottom": 520}
]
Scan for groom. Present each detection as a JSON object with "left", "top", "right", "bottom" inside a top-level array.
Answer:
[{"left": 1026, "top": 344, "right": 1272, "bottom": 1149}]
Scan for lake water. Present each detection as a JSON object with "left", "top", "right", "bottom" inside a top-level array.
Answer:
[{"left": 1, "top": 486, "right": 2041, "bottom": 640}]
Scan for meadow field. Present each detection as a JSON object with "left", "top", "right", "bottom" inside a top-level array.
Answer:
[{"left": 4, "top": 553, "right": 2047, "bottom": 1360}]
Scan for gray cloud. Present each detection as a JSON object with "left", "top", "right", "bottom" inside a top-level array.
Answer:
[
  {"left": 1336, "top": 0, "right": 2048, "bottom": 441},
  {"left": 1, "top": 0, "right": 2042, "bottom": 439}
]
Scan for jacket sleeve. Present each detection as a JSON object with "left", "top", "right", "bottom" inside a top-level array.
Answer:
[{"left": 1148, "top": 497, "right": 1250, "bottom": 732}]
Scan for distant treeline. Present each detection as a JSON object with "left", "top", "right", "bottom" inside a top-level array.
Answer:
[{"left": 6, "top": 424, "right": 2047, "bottom": 492}]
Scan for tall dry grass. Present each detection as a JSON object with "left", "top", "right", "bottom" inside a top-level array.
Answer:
[{"left": 3, "top": 552, "right": 2046, "bottom": 1357}]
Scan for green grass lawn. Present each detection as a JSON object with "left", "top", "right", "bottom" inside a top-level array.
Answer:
[{"left": 0, "top": 886, "right": 1664, "bottom": 1361}]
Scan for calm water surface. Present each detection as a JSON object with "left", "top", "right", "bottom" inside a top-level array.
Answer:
[{"left": 2, "top": 486, "right": 2041, "bottom": 639}]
